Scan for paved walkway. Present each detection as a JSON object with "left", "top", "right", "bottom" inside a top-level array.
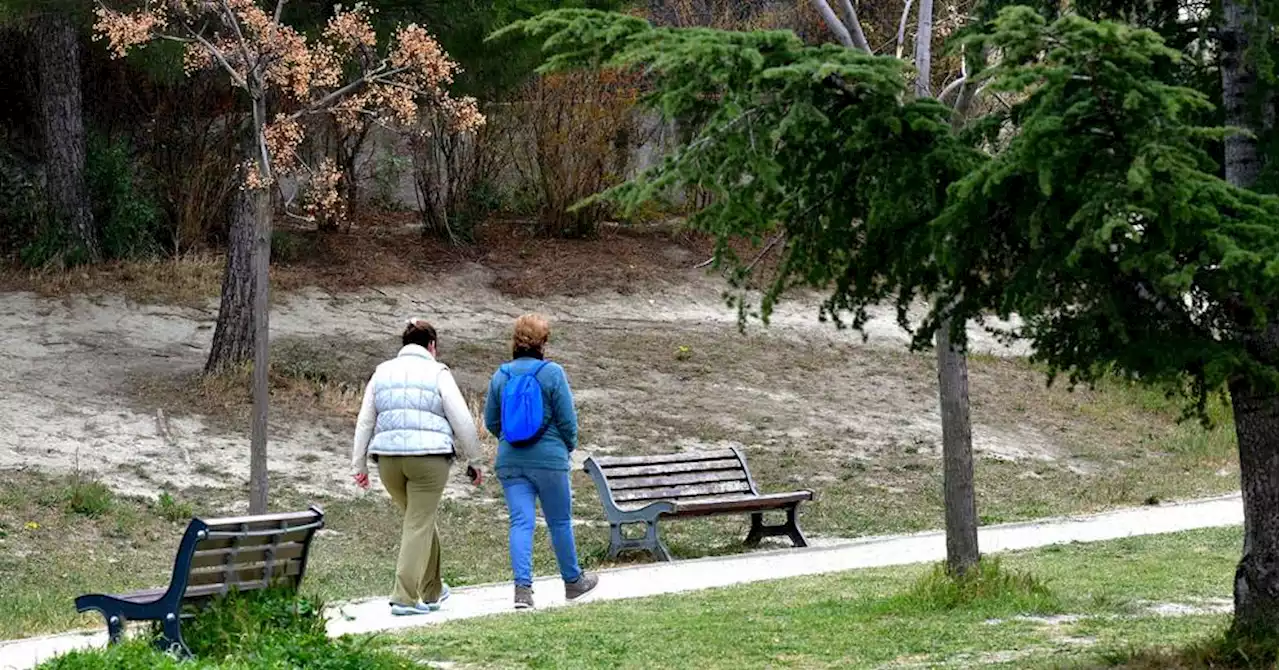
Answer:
[{"left": 0, "top": 493, "right": 1242, "bottom": 669}]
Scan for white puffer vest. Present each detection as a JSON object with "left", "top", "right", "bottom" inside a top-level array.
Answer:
[{"left": 367, "top": 345, "right": 455, "bottom": 457}]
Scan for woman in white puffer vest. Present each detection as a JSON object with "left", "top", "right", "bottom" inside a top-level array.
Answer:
[{"left": 350, "top": 318, "right": 484, "bottom": 617}]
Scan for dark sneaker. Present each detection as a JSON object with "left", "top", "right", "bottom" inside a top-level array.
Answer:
[
  {"left": 514, "top": 585, "right": 534, "bottom": 610},
  {"left": 564, "top": 572, "right": 599, "bottom": 601}
]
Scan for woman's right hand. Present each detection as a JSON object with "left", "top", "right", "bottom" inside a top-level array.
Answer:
[{"left": 353, "top": 472, "right": 370, "bottom": 489}]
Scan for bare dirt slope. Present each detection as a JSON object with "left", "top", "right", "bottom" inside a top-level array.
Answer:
[{"left": 0, "top": 255, "right": 1031, "bottom": 504}]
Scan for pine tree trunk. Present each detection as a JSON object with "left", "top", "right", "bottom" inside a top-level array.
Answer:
[
  {"left": 205, "top": 184, "right": 258, "bottom": 373},
  {"left": 937, "top": 321, "right": 980, "bottom": 575},
  {"left": 1228, "top": 362, "right": 1279, "bottom": 636},
  {"left": 1219, "top": 0, "right": 1279, "bottom": 637},
  {"left": 1219, "top": 0, "right": 1270, "bottom": 191},
  {"left": 35, "top": 11, "right": 98, "bottom": 264}
]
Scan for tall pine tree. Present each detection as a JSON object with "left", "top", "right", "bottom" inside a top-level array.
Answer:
[{"left": 502, "top": 6, "right": 1278, "bottom": 643}]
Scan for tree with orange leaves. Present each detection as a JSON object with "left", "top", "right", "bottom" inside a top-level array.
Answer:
[{"left": 94, "top": 0, "right": 483, "bottom": 513}]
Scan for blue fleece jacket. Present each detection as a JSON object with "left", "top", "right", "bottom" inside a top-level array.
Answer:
[{"left": 484, "top": 358, "right": 578, "bottom": 471}]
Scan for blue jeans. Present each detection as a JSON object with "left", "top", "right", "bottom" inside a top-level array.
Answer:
[{"left": 497, "top": 466, "right": 583, "bottom": 587}]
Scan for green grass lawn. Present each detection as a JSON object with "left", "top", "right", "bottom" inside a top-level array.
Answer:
[
  {"left": 32, "top": 528, "right": 1264, "bottom": 670},
  {"left": 396, "top": 528, "right": 1255, "bottom": 669}
]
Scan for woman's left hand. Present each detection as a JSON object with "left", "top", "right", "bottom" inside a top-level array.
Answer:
[{"left": 353, "top": 472, "right": 370, "bottom": 489}]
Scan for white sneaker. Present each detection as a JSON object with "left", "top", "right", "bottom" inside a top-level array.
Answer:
[
  {"left": 424, "top": 584, "right": 451, "bottom": 611},
  {"left": 390, "top": 602, "right": 432, "bottom": 616}
]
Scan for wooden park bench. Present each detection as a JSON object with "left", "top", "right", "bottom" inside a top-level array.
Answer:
[
  {"left": 584, "top": 448, "right": 813, "bottom": 561},
  {"left": 74, "top": 507, "right": 325, "bottom": 656}
]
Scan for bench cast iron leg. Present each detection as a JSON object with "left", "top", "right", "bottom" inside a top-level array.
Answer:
[
  {"left": 742, "top": 506, "right": 809, "bottom": 549},
  {"left": 158, "top": 611, "right": 192, "bottom": 659},
  {"left": 745, "top": 513, "right": 766, "bottom": 547},
  {"left": 77, "top": 596, "right": 126, "bottom": 646},
  {"left": 645, "top": 520, "right": 673, "bottom": 562},
  {"left": 607, "top": 520, "right": 673, "bottom": 562},
  {"left": 106, "top": 613, "right": 124, "bottom": 645},
  {"left": 607, "top": 523, "right": 626, "bottom": 560},
  {"left": 784, "top": 505, "right": 809, "bottom": 548}
]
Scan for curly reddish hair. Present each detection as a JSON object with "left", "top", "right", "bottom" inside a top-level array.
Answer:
[{"left": 512, "top": 314, "right": 550, "bottom": 357}]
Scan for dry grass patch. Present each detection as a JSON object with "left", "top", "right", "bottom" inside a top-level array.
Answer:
[
  {"left": 0, "top": 254, "right": 225, "bottom": 307},
  {"left": 0, "top": 219, "right": 722, "bottom": 305}
]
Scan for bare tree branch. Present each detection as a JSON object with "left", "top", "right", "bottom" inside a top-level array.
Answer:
[
  {"left": 896, "top": 0, "right": 916, "bottom": 59},
  {"left": 809, "top": 0, "right": 856, "bottom": 49},
  {"left": 746, "top": 233, "right": 785, "bottom": 272},
  {"left": 287, "top": 63, "right": 409, "bottom": 122},
  {"left": 939, "top": 76, "right": 966, "bottom": 103},
  {"left": 984, "top": 85, "right": 1013, "bottom": 110},
  {"left": 941, "top": 44, "right": 974, "bottom": 108},
  {"left": 215, "top": 0, "right": 256, "bottom": 85},
  {"left": 836, "top": 0, "right": 872, "bottom": 53},
  {"left": 254, "top": 99, "right": 273, "bottom": 182},
  {"left": 178, "top": 18, "right": 247, "bottom": 88},
  {"left": 274, "top": 0, "right": 287, "bottom": 23}
]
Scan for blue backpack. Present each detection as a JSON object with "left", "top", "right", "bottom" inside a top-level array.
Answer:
[{"left": 499, "top": 361, "right": 551, "bottom": 446}]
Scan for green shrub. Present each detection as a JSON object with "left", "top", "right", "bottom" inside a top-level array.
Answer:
[
  {"left": 184, "top": 589, "right": 414, "bottom": 670},
  {"left": 65, "top": 478, "right": 115, "bottom": 518},
  {"left": 882, "top": 558, "right": 1061, "bottom": 616},
  {"left": 1100, "top": 622, "right": 1279, "bottom": 669},
  {"left": 270, "top": 230, "right": 320, "bottom": 265},
  {"left": 17, "top": 135, "right": 163, "bottom": 268},
  {"left": 154, "top": 492, "right": 193, "bottom": 523},
  {"left": 39, "top": 589, "right": 414, "bottom": 669},
  {"left": 86, "top": 134, "right": 163, "bottom": 260},
  {"left": 0, "top": 147, "right": 46, "bottom": 257},
  {"left": 37, "top": 641, "right": 195, "bottom": 670}
]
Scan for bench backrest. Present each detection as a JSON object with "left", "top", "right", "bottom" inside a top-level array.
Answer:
[
  {"left": 587, "top": 448, "right": 761, "bottom": 506},
  {"left": 171, "top": 507, "right": 324, "bottom": 600}
]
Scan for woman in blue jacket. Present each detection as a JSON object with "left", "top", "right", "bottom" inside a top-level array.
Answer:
[{"left": 484, "top": 314, "right": 598, "bottom": 610}]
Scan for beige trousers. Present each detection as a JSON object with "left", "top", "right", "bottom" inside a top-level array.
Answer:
[{"left": 377, "top": 454, "right": 451, "bottom": 606}]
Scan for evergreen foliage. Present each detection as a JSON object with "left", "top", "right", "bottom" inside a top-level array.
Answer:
[{"left": 500, "top": 7, "right": 1278, "bottom": 416}]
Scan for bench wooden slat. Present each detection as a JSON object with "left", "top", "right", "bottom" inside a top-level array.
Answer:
[
  {"left": 111, "top": 587, "right": 166, "bottom": 604},
  {"left": 601, "top": 459, "right": 743, "bottom": 477},
  {"left": 111, "top": 583, "right": 240, "bottom": 604},
  {"left": 671, "top": 491, "right": 813, "bottom": 516},
  {"left": 189, "top": 542, "right": 306, "bottom": 570},
  {"left": 186, "top": 560, "right": 303, "bottom": 588},
  {"left": 593, "top": 449, "right": 739, "bottom": 468},
  {"left": 608, "top": 469, "right": 748, "bottom": 491},
  {"left": 193, "top": 527, "right": 315, "bottom": 551},
  {"left": 612, "top": 479, "right": 752, "bottom": 502}
]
